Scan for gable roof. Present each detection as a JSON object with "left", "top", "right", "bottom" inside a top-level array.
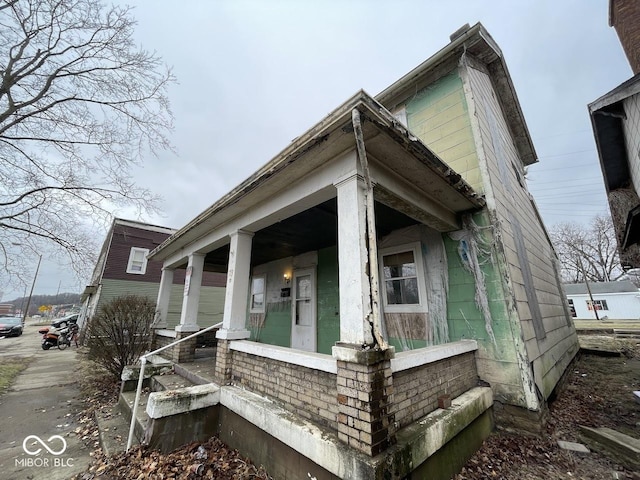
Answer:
[
  {"left": 564, "top": 280, "right": 638, "bottom": 295},
  {"left": 376, "top": 22, "right": 537, "bottom": 167}
]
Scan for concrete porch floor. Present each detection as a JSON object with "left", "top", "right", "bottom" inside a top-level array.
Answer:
[{"left": 174, "top": 353, "right": 217, "bottom": 384}]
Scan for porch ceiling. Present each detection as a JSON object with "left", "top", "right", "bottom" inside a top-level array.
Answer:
[{"left": 201, "top": 198, "right": 421, "bottom": 272}]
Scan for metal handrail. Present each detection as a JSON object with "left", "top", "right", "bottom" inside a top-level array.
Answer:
[{"left": 126, "top": 322, "right": 223, "bottom": 451}]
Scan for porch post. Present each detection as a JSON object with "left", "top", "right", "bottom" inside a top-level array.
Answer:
[
  {"left": 334, "top": 174, "right": 375, "bottom": 346},
  {"left": 153, "top": 267, "right": 174, "bottom": 329},
  {"left": 333, "top": 173, "right": 396, "bottom": 456},
  {"left": 177, "top": 253, "right": 205, "bottom": 333},
  {"left": 216, "top": 229, "right": 253, "bottom": 384}
]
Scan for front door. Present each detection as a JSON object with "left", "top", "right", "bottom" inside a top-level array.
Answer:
[{"left": 291, "top": 268, "right": 316, "bottom": 351}]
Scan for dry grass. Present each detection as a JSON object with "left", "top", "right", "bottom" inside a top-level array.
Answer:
[{"left": 0, "top": 356, "right": 32, "bottom": 393}]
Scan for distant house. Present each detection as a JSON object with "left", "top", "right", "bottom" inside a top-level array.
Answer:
[
  {"left": 143, "top": 23, "right": 578, "bottom": 479},
  {"left": 589, "top": 0, "right": 640, "bottom": 268},
  {"left": 564, "top": 280, "right": 640, "bottom": 319},
  {"left": 79, "top": 218, "right": 226, "bottom": 331}
]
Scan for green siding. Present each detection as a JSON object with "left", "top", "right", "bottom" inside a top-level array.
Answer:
[
  {"left": 97, "top": 279, "right": 159, "bottom": 314},
  {"left": 166, "top": 285, "right": 225, "bottom": 329},
  {"left": 248, "top": 246, "right": 340, "bottom": 353},
  {"left": 98, "top": 278, "right": 224, "bottom": 329},
  {"left": 406, "top": 71, "right": 482, "bottom": 191},
  {"left": 252, "top": 310, "right": 291, "bottom": 347},
  {"left": 316, "top": 246, "right": 340, "bottom": 354},
  {"left": 444, "top": 213, "right": 517, "bottom": 361}
]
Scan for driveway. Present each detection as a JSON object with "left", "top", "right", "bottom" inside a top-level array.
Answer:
[{"left": 0, "top": 321, "right": 91, "bottom": 479}]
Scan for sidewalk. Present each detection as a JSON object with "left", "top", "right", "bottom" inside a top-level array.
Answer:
[{"left": 0, "top": 322, "right": 92, "bottom": 479}]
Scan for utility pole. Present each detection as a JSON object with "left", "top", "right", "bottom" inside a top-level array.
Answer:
[
  {"left": 22, "top": 253, "right": 42, "bottom": 325},
  {"left": 578, "top": 256, "right": 600, "bottom": 321}
]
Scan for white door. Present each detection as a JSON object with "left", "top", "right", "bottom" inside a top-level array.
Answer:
[{"left": 291, "top": 268, "right": 316, "bottom": 351}]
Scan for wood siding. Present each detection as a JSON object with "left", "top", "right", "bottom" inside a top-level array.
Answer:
[
  {"left": 463, "top": 60, "right": 578, "bottom": 401},
  {"left": 102, "top": 224, "right": 226, "bottom": 287}
]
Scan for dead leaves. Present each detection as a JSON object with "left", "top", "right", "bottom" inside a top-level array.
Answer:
[
  {"left": 454, "top": 347, "right": 640, "bottom": 480},
  {"left": 76, "top": 437, "right": 271, "bottom": 480}
]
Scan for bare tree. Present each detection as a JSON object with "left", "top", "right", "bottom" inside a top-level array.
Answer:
[
  {"left": 549, "top": 214, "right": 621, "bottom": 283},
  {"left": 0, "top": 0, "right": 174, "bottom": 290}
]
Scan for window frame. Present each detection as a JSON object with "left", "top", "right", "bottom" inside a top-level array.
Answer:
[
  {"left": 126, "top": 247, "right": 150, "bottom": 275},
  {"left": 250, "top": 274, "right": 266, "bottom": 314},
  {"left": 586, "top": 299, "right": 609, "bottom": 311},
  {"left": 379, "top": 242, "right": 428, "bottom": 314}
]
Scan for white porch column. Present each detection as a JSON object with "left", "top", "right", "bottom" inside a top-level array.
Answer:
[
  {"left": 335, "top": 174, "right": 375, "bottom": 346},
  {"left": 176, "top": 253, "right": 205, "bottom": 333},
  {"left": 154, "top": 267, "right": 174, "bottom": 328},
  {"left": 216, "top": 230, "right": 253, "bottom": 340}
]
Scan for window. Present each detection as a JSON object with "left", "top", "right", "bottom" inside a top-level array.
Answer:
[
  {"left": 587, "top": 299, "right": 608, "bottom": 311},
  {"left": 380, "top": 243, "right": 426, "bottom": 312},
  {"left": 568, "top": 299, "right": 577, "bottom": 318},
  {"left": 250, "top": 275, "right": 266, "bottom": 313},
  {"left": 126, "top": 247, "right": 149, "bottom": 275}
]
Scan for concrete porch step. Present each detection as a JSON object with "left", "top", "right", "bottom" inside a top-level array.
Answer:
[
  {"left": 117, "top": 389, "right": 150, "bottom": 444},
  {"left": 151, "top": 372, "right": 197, "bottom": 391},
  {"left": 173, "top": 359, "right": 216, "bottom": 385},
  {"left": 95, "top": 405, "right": 137, "bottom": 456}
]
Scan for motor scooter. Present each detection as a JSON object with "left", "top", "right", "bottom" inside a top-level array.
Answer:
[{"left": 39, "top": 320, "right": 78, "bottom": 350}]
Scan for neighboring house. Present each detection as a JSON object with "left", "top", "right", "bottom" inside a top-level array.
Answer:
[
  {"left": 589, "top": 0, "right": 640, "bottom": 269},
  {"left": 564, "top": 280, "right": 640, "bottom": 319},
  {"left": 79, "top": 218, "right": 226, "bottom": 330},
  {"left": 147, "top": 23, "right": 578, "bottom": 479}
]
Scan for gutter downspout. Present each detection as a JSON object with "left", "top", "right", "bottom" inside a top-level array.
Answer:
[{"left": 351, "top": 108, "right": 389, "bottom": 350}]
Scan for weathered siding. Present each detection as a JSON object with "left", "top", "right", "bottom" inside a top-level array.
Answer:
[
  {"left": 624, "top": 94, "right": 640, "bottom": 194},
  {"left": 462, "top": 59, "right": 578, "bottom": 401},
  {"left": 444, "top": 220, "right": 525, "bottom": 405},
  {"left": 406, "top": 71, "right": 483, "bottom": 192}
]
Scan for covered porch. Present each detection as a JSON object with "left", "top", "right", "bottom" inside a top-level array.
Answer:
[{"left": 143, "top": 91, "right": 492, "bottom": 474}]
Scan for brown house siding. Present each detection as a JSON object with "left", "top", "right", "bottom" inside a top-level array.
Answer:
[{"left": 102, "top": 225, "right": 225, "bottom": 287}]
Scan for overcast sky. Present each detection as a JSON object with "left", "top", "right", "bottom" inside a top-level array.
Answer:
[{"left": 4, "top": 0, "right": 632, "bottom": 301}]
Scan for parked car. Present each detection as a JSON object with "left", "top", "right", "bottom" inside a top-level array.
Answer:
[
  {"left": 0, "top": 316, "right": 23, "bottom": 337},
  {"left": 52, "top": 313, "right": 78, "bottom": 329}
]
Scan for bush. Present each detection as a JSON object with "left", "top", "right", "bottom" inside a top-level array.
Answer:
[{"left": 85, "top": 295, "right": 155, "bottom": 381}]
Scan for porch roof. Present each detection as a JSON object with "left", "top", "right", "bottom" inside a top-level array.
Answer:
[{"left": 149, "top": 91, "right": 485, "bottom": 263}]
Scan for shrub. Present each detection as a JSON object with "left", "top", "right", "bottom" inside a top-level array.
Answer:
[{"left": 85, "top": 295, "right": 155, "bottom": 381}]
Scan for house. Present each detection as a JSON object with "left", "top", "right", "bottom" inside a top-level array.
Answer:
[
  {"left": 146, "top": 23, "right": 578, "bottom": 479},
  {"left": 79, "top": 218, "right": 226, "bottom": 337},
  {"left": 589, "top": 0, "right": 640, "bottom": 269},
  {"left": 564, "top": 280, "right": 640, "bottom": 319}
]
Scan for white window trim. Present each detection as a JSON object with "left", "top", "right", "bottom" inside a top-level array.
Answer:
[
  {"left": 250, "top": 274, "right": 266, "bottom": 314},
  {"left": 379, "top": 242, "right": 428, "bottom": 314},
  {"left": 126, "top": 247, "right": 149, "bottom": 275}
]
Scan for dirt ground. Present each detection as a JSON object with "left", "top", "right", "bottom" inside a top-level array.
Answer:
[{"left": 71, "top": 338, "right": 640, "bottom": 480}]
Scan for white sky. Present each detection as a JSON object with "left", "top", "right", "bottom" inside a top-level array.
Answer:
[{"left": 5, "top": 0, "right": 632, "bottom": 301}]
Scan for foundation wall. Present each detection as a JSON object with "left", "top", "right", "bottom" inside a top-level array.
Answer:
[
  {"left": 231, "top": 350, "right": 338, "bottom": 429},
  {"left": 394, "top": 351, "right": 478, "bottom": 428}
]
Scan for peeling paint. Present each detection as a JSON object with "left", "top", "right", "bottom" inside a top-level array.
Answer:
[{"left": 449, "top": 215, "right": 497, "bottom": 347}]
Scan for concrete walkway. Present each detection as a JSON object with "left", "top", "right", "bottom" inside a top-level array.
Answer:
[{"left": 0, "top": 322, "right": 92, "bottom": 479}]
